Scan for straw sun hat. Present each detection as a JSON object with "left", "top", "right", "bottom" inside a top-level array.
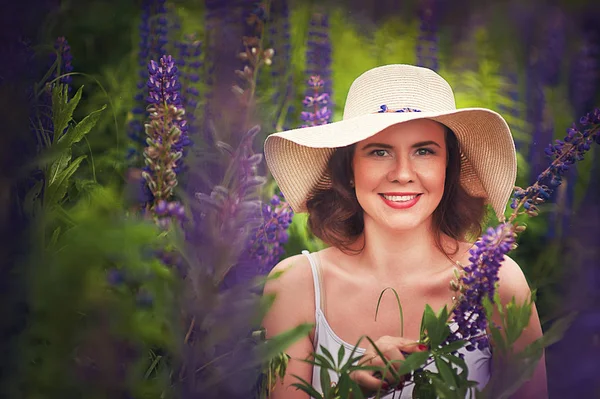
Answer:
[{"left": 264, "top": 64, "right": 517, "bottom": 221}]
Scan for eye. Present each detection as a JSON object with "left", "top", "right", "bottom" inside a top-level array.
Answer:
[
  {"left": 370, "top": 149, "right": 389, "bottom": 157},
  {"left": 416, "top": 148, "right": 435, "bottom": 156}
]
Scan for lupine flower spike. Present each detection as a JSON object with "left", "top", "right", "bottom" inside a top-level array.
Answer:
[
  {"left": 300, "top": 76, "right": 330, "bottom": 127},
  {"left": 142, "top": 55, "right": 188, "bottom": 229},
  {"left": 448, "top": 108, "right": 600, "bottom": 352}
]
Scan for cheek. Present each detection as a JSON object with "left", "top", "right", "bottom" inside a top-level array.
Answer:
[
  {"left": 353, "top": 160, "right": 382, "bottom": 186},
  {"left": 420, "top": 163, "right": 446, "bottom": 192}
]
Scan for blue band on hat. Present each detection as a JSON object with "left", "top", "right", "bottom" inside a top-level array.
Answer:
[{"left": 378, "top": 104, "right": 422, "bottom": 113}]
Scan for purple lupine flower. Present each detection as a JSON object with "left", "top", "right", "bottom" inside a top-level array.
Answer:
[
  {"left": 451, "top": 223, "right": 517, "bottom": 351},
  {"left": 220, "top": 192, "right": 293, "bottom": 289},
  {"left": 268, "top": 0, "right": 291, "bottom": 109},
  {"left": 448, "top": 109, "right": 600, "bottom": 352},
  {"left": 569, "top": 28, "right": 599, "bottom": 118},
  {"left": 174, "top": 33, "right": 202, "bottom": 130},
  {"left": 305, "top": 12, "right": 333, "bottom": 120},
  {"left": 142, "top": 55, "right": 189, "bottom": 226},
  {"left": 53, "top": 37, "right": 73, "bottom": 88},
  {"left": 416, "top": 0, "right": 440, "bottom": 72},
  {"left": 252, "top": 193, "right": 294, "bottom": 272},
  {"left": 146, "top": 55, "right": 190, "bottom": 161},
  {"left": 536, "top": 8, "right": 566, "bottom": 87},
  {"left": 512, "top": 108, "right": 600, "bottom": 212},
  {"left": 127, "top": 0, "right": 169, "bottom": 159},
  {"left": 300, "top": 76, "right": 331, "bottom": 127}
]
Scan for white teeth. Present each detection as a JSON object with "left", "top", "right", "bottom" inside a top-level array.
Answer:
[{"left": 382, "top": 194, "right": 419, "bottom": 202}]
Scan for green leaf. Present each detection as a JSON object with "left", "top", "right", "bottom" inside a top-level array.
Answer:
[
  {"left": 257, "top": 323, "right": 313, "bottom": 361},
  {"left": 313, "top": 352, "right": 335, "bottom": 370},
  {"left": 397, "top": 351, "right": 430, "bottom": 375},
  {"left": 430, "top": 374, "right": 455, "bottom": 398},
  {"left": 320, "top": 366, "right": 332, "bottom": 398},
  {"left": 412, "top": 371, "right": 436, "bottom": 398},
  {"left": 319, "top": 345, "right": 337, "bottom": 368},
  {"left": 291, "top": 375, "right": 323, "bottom": 399},
  {"left": 48, "top": 147, "right": 72, "bottom": 188},
  {"left": 489, "top": 326, "right": 507, "bottom": 355},
  {"left": 435, "top": 357, "right": 457, "bottom": 389},
  {"left": 347, "top": 379, "right": 365, "bottom": 399},
  {"left": 336, "top": 373, "right": 351, "bottom": 398},
  {"left": 442, "top": 353, "right": 468, "bottom": 372},
  {"left": 48, "top": 227, "right": 61, "bottom": 248},
  {"left": 337, "top": 344, "right": 346, "bottom": 368},
  {"left": 51, "top": 85, "right": 83, "bottom": 143},
  {"left": 437, "top": 340, "right": 466, "bottom": 354},
  {"left": 58, "top": 104, "right": 106, "bottom": 147},
  {"left": 504, "top": 295, "right": 533, "bottom": 346},
  {"left": 422, "top": 304, "right": 448, "bottom": 347},
  {"left": 45, "top": 155, "right": 86, "bottom": 207},
  {"left": 375, "top": 287, "right": 404, "bottom": 337}
]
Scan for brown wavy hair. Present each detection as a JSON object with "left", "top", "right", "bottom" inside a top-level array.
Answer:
[{"left": 305, "top": 125, "right": 487, "bottom": 257}]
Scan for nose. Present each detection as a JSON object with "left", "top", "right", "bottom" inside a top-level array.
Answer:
[{"left": 386, "top": 154, "right": 416, "bottom": 183}]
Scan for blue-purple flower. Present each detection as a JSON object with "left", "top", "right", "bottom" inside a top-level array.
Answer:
[
  {"left": 416, "top": 0, "right": 439, "bottom": 72},
  {"left": 53, "top": 36, "right": 73, "bottom": 88},
  {"left": 305, "top": 12, "right": 333, "bottom": 120},
  {"left": 252, "top": 193, "right": 294, "bottom": 272},
  {"left": 451, "top": 223, "right": 516, "bottom": 351},
  {"left": 142, "top": 55, "right": 189, "bottom": 226},
  {"left": 449, "top": 107, "right": 600, "bottom": 351},
  {"left": 512, "top": 108, "right": 600, "bottom": 213},
  {"left": 300, "top": 76, "right": 331, "bottom": 127},
  {"left": 127, "top": 0, "right": 169, "bottom": 157}
]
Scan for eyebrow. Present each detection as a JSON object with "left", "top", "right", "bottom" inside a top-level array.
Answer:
[{"left": 360, "top": 140, "right": 442, "bottom": 150}]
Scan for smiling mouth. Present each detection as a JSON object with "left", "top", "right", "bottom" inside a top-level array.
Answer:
[{"left": 380, "top": 194, "right": 422, "bottom": 202}]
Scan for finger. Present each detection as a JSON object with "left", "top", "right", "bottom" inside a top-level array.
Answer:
[
  {"left": 352, "top": 370, "right": 390, "bottom": 392},
  {"left": 373, "top": 336, "right": 428, "bottom": 354}
]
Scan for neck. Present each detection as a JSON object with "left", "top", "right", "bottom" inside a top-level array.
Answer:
[{"left": 349, "top": 216, "right": 458, "bottom": 280}]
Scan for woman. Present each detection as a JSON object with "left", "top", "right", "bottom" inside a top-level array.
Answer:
[{"left": 262, "top": 65, "right": 547, "bottom": 398}]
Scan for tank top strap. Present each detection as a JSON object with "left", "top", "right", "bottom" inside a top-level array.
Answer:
[{"left": 301, "top": 250, "right": 326, "bottom": 315}]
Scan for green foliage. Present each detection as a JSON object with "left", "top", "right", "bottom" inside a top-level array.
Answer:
[
  {"left": 37, "top": 84, "right": 106, "bottom": 212},
  {"left": 14, "top": 185, "right": 177, "bottom": 399},
  {"left": 480, "top": 291, "right": 575, "bottom": 399}
]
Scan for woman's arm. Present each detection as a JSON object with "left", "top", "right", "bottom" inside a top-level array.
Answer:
[
  {"left": 495, "top": 255, "right": 548, "bottom": 398},
  {"left": 262, "top": 255, "right": 316, "bottom": 399}
]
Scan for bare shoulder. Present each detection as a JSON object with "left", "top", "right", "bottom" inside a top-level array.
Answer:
[
  {"left": 264, "top": 253, "right": 313, "bottom": 295},
  {"left": 262, "top": 253, "right": 316, "bottom": 338},
  {"left": 497, "top": 255, "right": 533, "bottom": 304}
]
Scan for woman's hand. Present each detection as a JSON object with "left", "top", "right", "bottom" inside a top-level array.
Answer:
[{"left": 349, "top": 336, "right": 428, "bottom": 396}]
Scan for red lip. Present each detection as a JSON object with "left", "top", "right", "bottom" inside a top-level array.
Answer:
[
  {"left": 379, "top": 193, "right": 422, "bottom": 210},
  {"left": 380, "top": 192, "right": 422, "bottom": 196}
]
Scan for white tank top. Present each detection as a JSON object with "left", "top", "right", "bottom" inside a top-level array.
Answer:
[{"left": 302, "top": 250, "right": 492, "bottom": 398}]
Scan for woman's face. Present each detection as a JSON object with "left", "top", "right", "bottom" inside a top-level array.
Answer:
[{"left": 352, "top": 119, "right": 447, "bottom": 232}]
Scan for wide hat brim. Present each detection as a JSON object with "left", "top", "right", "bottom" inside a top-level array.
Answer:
[{"left": 264, "top": 108, "right": 517, "bottom": 221}]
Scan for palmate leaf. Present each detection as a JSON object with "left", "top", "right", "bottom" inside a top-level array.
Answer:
[
  {"left": 58, "top": 104, "right": 107, "bottom": 148},
  {"left": 45, "top": 155, "right": 87, "bottom": 207},
  {"left": 291, "top": 375, "right": 323, "bottom": 399},
  {"left": 43, "top": 94, "right": 105, "bottom": 208},
  {"left": 51, "top": 84, "right": 83, "bottom": 143},
  {"left": 422, "top": 304, "right": 450, "bottom": 348},
  {"left": 435, "top": 357, "right": 457, "bottom": 389},
  {"left": 396, "top": 351, "right": 430, "bottom": 376}
]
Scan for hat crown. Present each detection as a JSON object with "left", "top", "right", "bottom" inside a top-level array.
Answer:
[{"left": 342, "top": 64, "right": 457, "bottom": 120}]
